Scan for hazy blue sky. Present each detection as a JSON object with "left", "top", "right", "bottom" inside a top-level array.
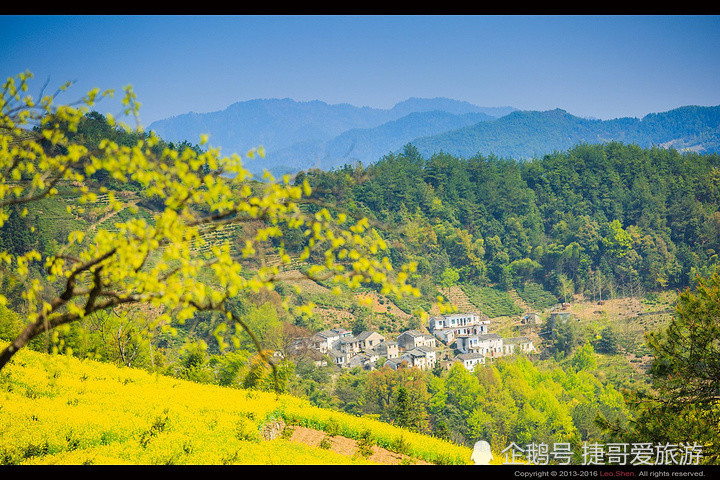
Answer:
[{"left": 2, "top": 15, "right": 719, "bottom": 126}]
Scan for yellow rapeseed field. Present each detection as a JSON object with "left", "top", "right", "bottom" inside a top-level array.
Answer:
[{"left": 0, "top": 342, "right": 472, "bottom": 465}]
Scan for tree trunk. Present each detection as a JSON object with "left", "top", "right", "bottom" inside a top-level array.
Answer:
[{"left": 0, "top": 319, "right": 47, "bottom": 370}]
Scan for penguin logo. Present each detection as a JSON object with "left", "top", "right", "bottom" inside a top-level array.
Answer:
[{"left": 471, "top": 440, "right": 493, "bottom": 465}]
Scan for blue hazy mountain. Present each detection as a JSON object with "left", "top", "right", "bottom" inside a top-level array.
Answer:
[
  {"left": 148, "top": 97, "right": 514, "bottom": 174},
  {"left": 386, "top": 97, "right": 514, "bottom": 119},
  {"left": 409, "top": 106, "right": 720, "bottom": 161},
  {"left": 149, "top": 99, "right": 720, "bottom": 177},
  {"left": 265, "top": 110, "right": 498, "bottom": 173}
]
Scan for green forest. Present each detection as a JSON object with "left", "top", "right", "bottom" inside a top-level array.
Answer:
[{"left": 296, "top": 142, "right": 720, "bottom": 299}]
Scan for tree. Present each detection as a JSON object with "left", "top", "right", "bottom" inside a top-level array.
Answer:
[
  {"left": 569, "top": 342, "right": 597, "bottom": 372},
  {"left": 508, "top": 257, "right": 540, "bottom": 286},
  {"left": 174, "top": 339, "right": 215, "bottom": 384},
  {"left": 392, "top": 385, "right": 429, "bottom": 432},
  {"left": 646, "top": 271, "right": 720, "bottom": 411},
  {"left": 594, "top": 326, "right": 619, "bottom": 354},
  {"left": 439, "top": 267, "right": 459, "bottom": 296},
  {"left": 0, "top": 72, "right": 422, "bottom": 389},
  {"left": 362, "top": 366, "right": 401, "bottom": 417},
  {"left": 556, "top": 273, "right": 574, "bottom": 304},
  {"left": 601, "top": 218, "right": 631, "bottom": 252},
  {"left": 601, "top": 271, "right": 720, "bottom": 463},
  {"left": 445, "top": 362, "right": 482, "bottom": 417},
  {"left": 360, "top": 365, "right": 430, "bottom": 431},
  {"left": 64, "top": 306, "right": 158, "bottom": 369},
  {"left": 0, "top": 204, "right": 35, "bottom": 256},
  {"left": 549, "top": 316, "right": 579, "bottom": 357}
]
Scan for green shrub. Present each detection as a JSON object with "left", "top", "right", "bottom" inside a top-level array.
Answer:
[{"left": 461, "top": 285, "right": 523, "bottom": 317}]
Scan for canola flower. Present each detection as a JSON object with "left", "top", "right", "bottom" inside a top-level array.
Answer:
[{"left": 0, "top": 343, "right": 471, "bottom": 465}]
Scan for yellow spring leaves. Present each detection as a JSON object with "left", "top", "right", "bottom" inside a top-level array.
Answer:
[{"left": 0, "top": 71, "right": 425, "bottom": 375}]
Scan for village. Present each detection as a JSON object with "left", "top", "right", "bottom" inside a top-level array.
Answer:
[{"left": 302, "top": 312, "right": 537, "bottom": 373}]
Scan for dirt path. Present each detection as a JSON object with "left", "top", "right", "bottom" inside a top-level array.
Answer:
[{"left": 287, "top": 426, "right": 430, "bottom": 465}]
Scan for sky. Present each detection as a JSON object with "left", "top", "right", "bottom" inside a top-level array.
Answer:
[{"left": 2, "top": 15, "right": 720, "bottom": 127}]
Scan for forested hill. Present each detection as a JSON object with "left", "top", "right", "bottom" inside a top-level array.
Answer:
[
  {"left": 410, "top": 105, "right": 720, "bottom": 160},
  {"left": 296, "top": 142, "right": 720, "bottom": 301}
]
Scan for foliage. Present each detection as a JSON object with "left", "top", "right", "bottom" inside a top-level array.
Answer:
[
  {"left": 646, "top": 272, "right": 720, "bottom": 409},
  {"left": 361, "top": 366, "right": 430, "bottom": 432},
  {"left": 607, "top": 272, "right": 720, "bottom": 464},
  {"left": 300, "top": 140, "right": 720, "bottom": 306},
  {"left": 318, "top": 354, "right": 631, "bottom": 457},
  {"left": 353, "top": 429, "right": 375, "bottom": 459},
  {"left": 569, "top": 342, "right": 598, "bottom": 372},
  {"left": 547, "top": 316, "right": 580, "bottom": 358},
  {"left": 0, "top": 72, "right": 422, "bottom": 384},
  {"left": 594, "top": 326, "right": 619, "bottom": 355}
]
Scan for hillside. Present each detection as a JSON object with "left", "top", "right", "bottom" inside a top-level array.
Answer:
[
  {"left": 410, "top": 105, "right": 720, "bottom": 160},
  {"left": 0, "top": 342, "right": 474, "bottom": 465}
]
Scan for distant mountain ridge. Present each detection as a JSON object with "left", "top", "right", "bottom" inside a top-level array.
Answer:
[
  {"left": 268, "top": 110, "right": 499, "bottom": 172},
  {"left": 410, "top": 105, "right": 720, "bottom": 161},
  {"left": 148, "top": 97, "right": 515, "bottom": 174},
  {"left": 148, "top": 98, "right": 720, "bottom": 176}
]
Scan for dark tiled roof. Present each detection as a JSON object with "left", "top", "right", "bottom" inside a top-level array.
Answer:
[
  {"left": 457, "top": 352, "right": 485, "bottom": 360},
  {"left": 399, "top": 329, "right": 424, "bottom": 337},
  {"left": 504, "top": 336, "right": 532, "bottom": 344}
]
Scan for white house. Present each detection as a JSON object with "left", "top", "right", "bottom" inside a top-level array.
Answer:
[
  {"left": 398, "top": 350, "right": 426, "bottom": 370},
  {"left": 338, "top": 335, "right": 363, "bottom": 354},
  {"left": 355, "top": 331, "right": 385, "bottom": 350},
  {"left": 407, "top": 345, "right": 437, "bottom": 370},
  {"left": 397, "top": 330, "right": 435, "bottom": 350},
  {"left": 312, "top": 330, "right": 340, "bottom": 353},
  {"left": 311, "top": 328, "right": 354, "bottom": 353},
  {"left": 456, "top": 333, "right": 503, "bottom": 356},
  {"left": 334, "top": 328, "right": 353, "bottom": 338},
  {"left": 456, "top": 334, "right": 479, "bottom": 354},
  {"left": 428, "top": 312, "right": 490, "bottom": 339},
  {"left": 369, "top": 340, "right": 399, "bottom": 359},
  {"left": 387, "top": 345, "right": 437, "bottom": 371},
  {"left": 329, "top": 349, "right": 349, "bottom": 367},
  {"left": 502, "top": 336, "right": 535, "bottom": 355},
  {"left": 474, "top": 333, "right": 503, "bottom": 357},
  {"left": 456, "top": 352, "right": 486, "bottom": 372},
  {"left": 347, "top": 352, "right": 379, "bottom": 370},
  {"left": 433, "top": 328, "right": 456, "bottom": 345}
]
